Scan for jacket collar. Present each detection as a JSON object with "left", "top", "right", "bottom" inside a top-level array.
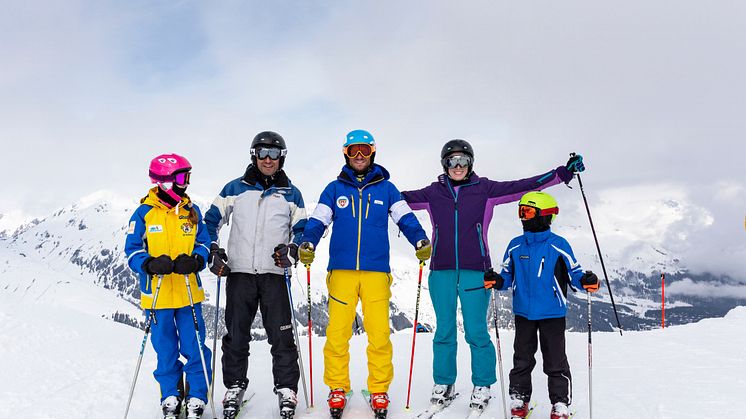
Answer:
[
  {"left": 242, "top": 164, "right": 291, "bottom": 189},
  {"left": 141, "top": 187, "right": 192, "bottom": 212},
  {"left": 522, "top": 229, "right": 552, "bottom": 244},
  {"left": 338, "top": 163, "right": 389, "bottom": 187}
]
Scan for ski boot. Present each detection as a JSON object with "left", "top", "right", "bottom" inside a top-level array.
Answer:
[
  {"left": 161, "top": 395, "right": 183, "bottom": 419},
  {"left": 509, "top": 393, "right": 531, "bottom": 418},
  {"left": 223, "top": 380, "right": 248, "bottom": 419},
  {"left": 469, "top": 386, "right": 491, "bottom": 413},
  {"left": 185, "top": 397, "right": 205, "bottom": 419},
  {"left": 430, "top": 384, "right": 457, "bottom": 407},
  {"left": 550, "top": 402, "right": 570, "bottom": 419},
  {"left": 275, "top": 387, "right": 298, "bottom": 418},
  {"left": 328, "top": 388, "right": 348, "bottom": 419},
  {"left": 368, "top": 392, "right": 389, "bottom": 418}
]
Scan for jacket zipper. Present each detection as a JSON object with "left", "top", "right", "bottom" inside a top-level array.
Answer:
[
  {"left": 350, "top": 194, "right": 356, "bottom": 218},
  {"left": 356, "top": 189, "right": 363, "bottom": 270},
  {"left": 365, "top": 193, "right": 370, "bottom": 219},
  {"left": 476, "top": 223, "right": 485, "bottom": 257},
  {"left": 538, "top": 257, "right": 544, "bottom": 277}
]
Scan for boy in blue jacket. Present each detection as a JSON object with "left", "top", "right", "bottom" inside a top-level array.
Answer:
[{"left": 485, "top": 191, "right": 600, "bottom": 419}]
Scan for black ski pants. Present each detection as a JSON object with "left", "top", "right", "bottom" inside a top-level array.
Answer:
[
  {"left": 508, "top": 315, "right": 572, "bottom": 405},
  {"left": 221, "top": 272, "right": 299, "bottom": 392}
]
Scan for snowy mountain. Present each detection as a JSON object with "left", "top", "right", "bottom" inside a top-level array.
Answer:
[{"left": 0, "top": 189, "right": 744, "bottom": 341}]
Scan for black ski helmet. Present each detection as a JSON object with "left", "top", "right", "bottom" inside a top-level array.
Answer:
[
  {"left": 250, "top": 131, "right": 287, "bottom": 168},
  {"left": 440, "top": 139, "right": 474, "bottom": 175}
]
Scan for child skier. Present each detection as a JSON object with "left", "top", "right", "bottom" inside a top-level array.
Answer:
[
  {"left": 125, "top": 154, "right": 212, "bottom": 419},
  {"left": 485, "top": 191, "right": 600, "bottom": 419}
]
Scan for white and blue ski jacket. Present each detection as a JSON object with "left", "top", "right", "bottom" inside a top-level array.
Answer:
[{"left": 499, "top": 229, "right": 585, "bottom": 320}]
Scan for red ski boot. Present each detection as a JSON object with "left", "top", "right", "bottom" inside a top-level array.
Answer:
[
  {"left": 368, "top": 392, "right": 389, "bottom": 418},
  {"left": 509, "top": 395, "right": 531, "bottom": 418},
  {"left": 550, "top": 402, "right": 569, "bottom": 419},
  {"left": 328, "top": 388, "right": 348, "bottom": 419}
]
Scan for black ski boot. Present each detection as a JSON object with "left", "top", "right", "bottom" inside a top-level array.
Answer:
[
  {"left": 275, "top": 387, "right": 298, "bottom": 418},
  {"left": 223, "top": 380, "right": 248, "bottom": 419}
]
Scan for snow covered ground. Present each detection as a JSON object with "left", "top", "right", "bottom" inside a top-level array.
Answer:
[{"left": 0, "top": 275, "right": 744, "bottom": 419}]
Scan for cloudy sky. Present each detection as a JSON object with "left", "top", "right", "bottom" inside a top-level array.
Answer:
[{"left": 2, "top": 1, "right": 744, "bottom": 276}]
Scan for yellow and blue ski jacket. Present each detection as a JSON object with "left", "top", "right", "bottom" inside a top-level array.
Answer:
[
  {"left": 124, "top": 188, "right": 210, "bottom": 309},
  {"left": 303, "top": 164, "right": 427, "bottom": 273}
]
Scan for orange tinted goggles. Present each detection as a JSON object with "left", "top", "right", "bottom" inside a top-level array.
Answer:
[
  {"left": 519, "top": 205, "right": 558, "bottom": 220},
  {"left": 343, "top": 143, "right": 376, "bottom": 158}
]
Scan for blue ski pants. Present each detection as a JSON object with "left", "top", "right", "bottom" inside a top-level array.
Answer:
[
  {"left": 149, "top": 303, "right": 212, "bottom": 402},
  {"left": 429, "top": 269, "right": 496, "bottom": 386}
]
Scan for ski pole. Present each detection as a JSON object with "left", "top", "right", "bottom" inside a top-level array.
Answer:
[
  {"left": 570, "top": 152, "right": 623, "bottom": 336},
  {"left": 284, "top": 267, "right": 310, "bottom": 409},
  {"left": 123, "top": 274, "right": 164, "bottom": 419},
  {"left": 490, "top": 289, "right": 508, "bottom": 419},
  {"left": 208, "top": 274, "right": 222, "bottom": 408},
  {"left": 405, "top": 260, "right": 425, "bottom": 410},
  {"left": 184, "top": 274, "right": 218, "bottom": 419},
  {"left": 305, "top": 264, "right": 314, "bottom": 408},
  {"left": 587, "top": 290, "right": 593, "bottom": 419}
]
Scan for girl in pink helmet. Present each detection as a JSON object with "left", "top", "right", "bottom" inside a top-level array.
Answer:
[{"left": 124, "top": 153, "right": 213, "bottom": 419}]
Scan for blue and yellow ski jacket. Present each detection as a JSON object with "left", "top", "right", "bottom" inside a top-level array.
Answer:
[
  {"left": 499, "top": 229, "right": 585, "bottom": 320},
  {"left": 302, "top": 164, "right": 427, "bottom": 273},
  {"left": 125, "top": 188, "right": 210, "bottom": 309}
]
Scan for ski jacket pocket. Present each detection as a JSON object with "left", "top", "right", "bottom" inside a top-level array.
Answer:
[{"left": 476, "top": 223, "right": 486, "bottom": 258}]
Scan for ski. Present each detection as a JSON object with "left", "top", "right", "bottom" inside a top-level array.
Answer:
[
  {"left": 361, "top": 389, "right": 388, "bottom": 419},
  {"left": 414, "top": 392, "right": 461, "bottom": 418},
  {"left": 329, "top": 390, "right": 353, "bottom": 419}
]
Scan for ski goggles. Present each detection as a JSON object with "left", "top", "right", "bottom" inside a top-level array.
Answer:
[
  {"left": 519, "top": 204, "right": 558, "bottom": 220},
  {"left": 251, "top": 147, "right": 286, "bottom": 160},
  {"left": 442, "top": 154, "right": 472, "bottom": 169},
  {"left": 172, "top": 170, "right": 191, "bottom": 186},
  {"left": 343, "top": 143, "right": 376, "bottom": 159}
]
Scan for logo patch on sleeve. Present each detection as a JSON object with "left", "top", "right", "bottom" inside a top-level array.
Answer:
[
  {"left": 336, "top": 196, "right": 349, "bottom": 209},
  {"left": 127, "top": 221, "right": 136, "bottom": 235},
  {"left": 147, "top": 225, "right": 164, "bottom": 233}
]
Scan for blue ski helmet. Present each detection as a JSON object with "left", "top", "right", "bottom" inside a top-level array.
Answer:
[{"left": 343, "top": 129, "right": 376, "bottom": 166}]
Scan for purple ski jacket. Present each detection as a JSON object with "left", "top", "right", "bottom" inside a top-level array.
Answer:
[{"left": 402, "top": 166, "right": 573, "bottom": 271}]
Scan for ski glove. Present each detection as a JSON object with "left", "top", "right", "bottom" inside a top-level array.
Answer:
[
  {"left": 143, "top": 254, "right": 174, "bottom": 275},
  {"left": 415, "top": 239, "right": 432, "bottom": 261},
  {"left": 173, "top": 253, "right": 205, "bottom": 275},
  {"left": 483, "top": 268, "right": 504, "bottom": 289},
  {"left": 272, "top": 243, "right": 299, "bottom": 268},
  {"left": 208, "top": 243, "right": 231, "bottom": 277},
  {"left": 580, "top": 271, "right": 600, "bottom": 292},
  {"left": 566, "top": 154, "right": 585, "bottom": 173},
  {"left": 298, "top": 242, "right": 315, "bottom": 265}
]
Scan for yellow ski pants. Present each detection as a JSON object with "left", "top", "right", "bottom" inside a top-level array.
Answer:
[{"left": 324, "top": 270, "right": 393, "bottom": 393}]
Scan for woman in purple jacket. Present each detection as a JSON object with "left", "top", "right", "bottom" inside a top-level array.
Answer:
[{"left": 401, "top": 140, "right": 584, "bottom": 412}]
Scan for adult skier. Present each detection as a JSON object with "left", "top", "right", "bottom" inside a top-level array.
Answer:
[
  {"left": 125, "top": 153, "right": 212, "bottom": 419},
  {"left": 401, "top": 140, "right": 585, "bottom": 414},
  {"left": 204, "top": 132, "right": 307, "bottom": 419},
  {"left": 298, "top": 130, "right": 432, "bottom": 418},
  {"left": 487, "top": 191, "right": 600, "bottom": 419}
]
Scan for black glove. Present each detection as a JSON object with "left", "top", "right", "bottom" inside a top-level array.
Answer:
[
  {"left": 580, "top": 271, "right": 600, "bottom": 292},
  {"left": 484, "top": 268, "right": 504, "bottom": 290},
  {"left": 173, "top": 253, "right": 204, "bottom": 275},
  {"left": 272, "top": 243, "right": 298, "bottom": 268},
  {"left": 566, "top": 154, "right": 585, "bottom": 173},
  {"left": 208, "top": 243, "right": 231, "bottom": 277},
  {"left": 143, "top": 254, "right": 173, "bottom": 275}
]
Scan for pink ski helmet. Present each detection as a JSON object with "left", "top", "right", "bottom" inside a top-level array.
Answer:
[{"left": 149, "top": 154, "right": 192, "bottom": 202}]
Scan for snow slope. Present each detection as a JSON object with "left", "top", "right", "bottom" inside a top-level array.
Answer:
[{"left": 0, "top": 273, "right": 744, "bottom": 418}]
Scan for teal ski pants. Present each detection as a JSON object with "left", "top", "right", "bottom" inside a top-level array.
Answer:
[{"left": 429, "top": 269, "right": 497, "bottom": 386}]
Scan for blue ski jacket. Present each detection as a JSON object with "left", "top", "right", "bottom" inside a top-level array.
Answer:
[
  {"left": 302, "top": 164, "right": 427, "bottom": 273},
  {"left": 499, "top": 229, "right": 585, "bottom": 320}
]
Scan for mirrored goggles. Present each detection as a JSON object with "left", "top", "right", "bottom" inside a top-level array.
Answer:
[
  {"left": 443, "top": 154, "right": 472, "bottom": 169},
  {"left": 173, "top": 171, "right": 191, "bottom": 186},
  {"left": 251, "top": 147, "right": 286, "bottom": 160},
  {"left": 343, "top": 143, "right": 375, "bottom": 159},
  {"left": 519, "top": 204, "right": 558, "bottom": 220}
]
